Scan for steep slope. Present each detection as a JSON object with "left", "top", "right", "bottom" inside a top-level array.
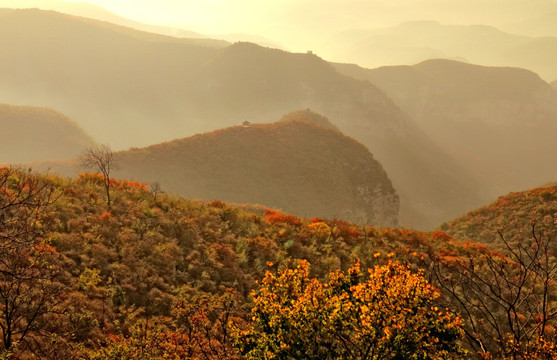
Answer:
[
  {"left": 40, "top": 120, "right": 400, "bottom": 227},
  {"left": 440, "top": 185, "right": 557, "bottom": 251},
  {"left": 335, "top": 59, "right": 557, "bottom": 199},
  {"left": 0, "top": 104, "right": 95, "bottom": 163},
  {"left": 0, "top": 9, "right": 481, "bottom": 229},
  {"left": 327, "top": 21, "right": 557, "bottom": 80},
  {"left": 192, "top": 43, "right": 481, "bottom": 229},
  {"left": 0, "top": 167, "right": 488, "bottom": 357}
]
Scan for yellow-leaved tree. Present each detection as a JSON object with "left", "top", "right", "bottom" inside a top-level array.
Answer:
[{"left": 236, "top": 260, "right": 465, "bottom": 360}]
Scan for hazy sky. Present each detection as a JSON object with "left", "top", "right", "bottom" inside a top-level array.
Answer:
[
  {"left": 58, "top": 0, "right": 557, "bottom": 35},
  {"left": 3, "top": 0, "right": 557, "bottom": 52}
]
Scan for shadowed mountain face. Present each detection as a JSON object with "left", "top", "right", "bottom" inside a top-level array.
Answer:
[
  {"left": 325, "top": 21, "right": 557, "bottom": 81},
  {"left": 335, "top": 59, "right": 557, "bottom": 200},
  {"left": 35, "top": 120, "right": 400, "bottom": 227},
  {"left": 0, "top": 104, "right": 95, "bottom": 163},
  {"left": 0, "top": 9, "right": 482, "bottom": 229}
]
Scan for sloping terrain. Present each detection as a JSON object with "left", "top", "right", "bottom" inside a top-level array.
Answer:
[
  {"left": 0, "top": 103, "right": 95, "bottom": 163},
  {"left": 335, "top": 59, "right": 557, "bottom": 199},
  {"left": 35, "top": 120, "right": 400, "bottom": 227},
  {"left": 440, "top": 185, "right": 557, "bottom": 251},
  {"left": 0, "top": 9, "right": 482, "bottom": 229}
]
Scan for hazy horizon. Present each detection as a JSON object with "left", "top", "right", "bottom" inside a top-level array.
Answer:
[{"left": 3, "top": 0, "right": 557, "bottom": 53}]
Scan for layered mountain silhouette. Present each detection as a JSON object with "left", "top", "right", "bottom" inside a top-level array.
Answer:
[
  {"left": 31, "top": 118, "right": 400, "bottom": 227},
  {"left": 0, "top": 9, "right": 482, "bottom": 229},
  {"left": 326, "top": 21, "right": 557, "bottom": 80},
  {"left": 335, "top": 59, "right": 557, "bottom": 200},
  {"left": 0, "top": 104, "right": 95, "bottom": 163},
  {"left": 0, "top": 0, "right": 210, "bottom": 40}
]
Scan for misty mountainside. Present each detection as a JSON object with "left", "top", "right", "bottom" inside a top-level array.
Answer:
[
  {"left": 0, "top": 0, "right": 282, "bottom": 47},
  {"left": 552, "top": 79, "right": 557, "bottom": 90},
  {"left": 0, "top": 103, "right": 96, "bottom": 163},
  {"left": 440, "top": 184, "right": 557, "bottom": 252},
  {"left": 335, "top": 59, "right": 557, "bottom": 200},
  {"left": 0, "top": 0, "right": 219, "bottom": 41},
  {"left": 0, "top": 8, "right": 482, "bottom": 229},
  {"left": 0, "top": 8, "right": 225, "bottom": 147},
  {"left": 326, "top": 21, "right": 557, "bottom": 81},
  {"left": 34, "top": 118, "right": 400, "bottom": 227}
]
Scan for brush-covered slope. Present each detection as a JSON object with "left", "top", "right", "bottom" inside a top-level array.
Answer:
[
  {"left": 0, "top": 103, "right": 95, "bottom": 163},
  {"left": 64, "top": 120, "right": 397, "bottom": 227},
  {"left": 440, "top": 185, "right": 557, "bottom": 250},
  {"left": 2, "top": 167, "right": 486, "bottom": 357},
  {"left": 0, "top": 9, "right": 481, "bottom": 229},
  {"left": 335, "top": 59, "right": 557, "bottom": 198},
  {"left": 278, "top": 109, "right": 339, "bottom": 131}
]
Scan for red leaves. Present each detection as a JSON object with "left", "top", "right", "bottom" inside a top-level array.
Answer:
[{"left": 264, "top": 209, "right": 302, "bottom": 226}]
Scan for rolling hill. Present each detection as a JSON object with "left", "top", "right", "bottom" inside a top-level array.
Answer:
[
  {"left": 0, "top": 103, "right": 95, "bottom": 163},
  {"left": 0, "top": 9, "right": 482, "bottom": 229},
  {"left": 34, "top": 119, "right": 400, "bottom": 227},
  {"left": 440, "top": 185, "right": 557, "bottom": 251},
  {"left": 335, "top": 59, "right": 557, "bottom": 200}
]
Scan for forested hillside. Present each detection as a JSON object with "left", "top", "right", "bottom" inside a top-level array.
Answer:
[
  {"left": 441, "top": 184, "right": 557, "bottom": 250},
  {"left": 0, "top": 8, "right": 482, "bottom": 229},
  {"left": 0, "top": 103, "right": 96, "bottom": 163},
  {"left": 30, "top": 118, "right": 400, "bottom": 227},
  {"left": 1, "top": 168, "right": 554, "bottom": 359}
]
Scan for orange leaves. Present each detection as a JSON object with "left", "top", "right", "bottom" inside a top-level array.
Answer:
[
  {"left": 78, "top": 172, "right": 148, "bottom": 192},
  {"left": 98, "top": 212, "right": 113, "bottom": 221},
  {"left": 239, "top": 259, "right": 464, "bottom": 359},
  {"left": 264, "top": 209, "right": 302, "bottom": 227}
]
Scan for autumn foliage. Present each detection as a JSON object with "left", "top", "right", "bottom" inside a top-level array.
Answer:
[{"left": 237, "top": 260, "right": 464, "bottom": 359}]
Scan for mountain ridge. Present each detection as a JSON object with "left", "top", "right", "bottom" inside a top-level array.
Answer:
[
  {"left": 28, "top": 119, "right": 400, "bottom": 227},
  {"left": 0, "top": 103, "right": 96, "bottom": 163}
]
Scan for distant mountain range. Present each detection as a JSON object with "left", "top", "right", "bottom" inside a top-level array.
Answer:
[
  {"left": 29, "top": 113, "right": 400, "bottom": 227},
  {"left": 552, "top": 79, "right": 557, "bottom": 90},
  {"left": 0, "top": 103, "right": 95, "bottom": 163},
  {"left": 325, "top": 21, "right": 557, "bottom": 81},
  {"left": 335, "top": 59, "right": 557, "bottom": 200},
  {"left": 0, "top": 9, "right": 483, "bottom": 229}
]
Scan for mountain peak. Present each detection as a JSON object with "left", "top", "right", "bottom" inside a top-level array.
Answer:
[{"left": 278, "top": 109, "right": 339, "bottom": 131}]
